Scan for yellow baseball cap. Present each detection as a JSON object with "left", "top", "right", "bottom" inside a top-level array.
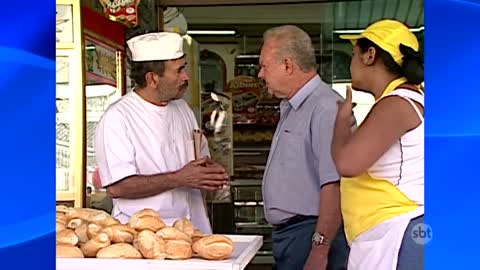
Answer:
[{"left": 340, "top": 19, "right": 419, "bottom": 66}]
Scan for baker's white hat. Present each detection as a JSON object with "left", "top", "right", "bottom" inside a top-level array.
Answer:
[{"left": 127, "top": 32, "right": 184, "bottom": 62}]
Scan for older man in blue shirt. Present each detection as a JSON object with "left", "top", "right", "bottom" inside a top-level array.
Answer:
[{"left": 258, "top": 25, "right": 352, "bottom": 270}]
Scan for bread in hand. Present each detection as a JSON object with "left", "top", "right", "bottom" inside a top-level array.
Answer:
[
  {"left": 128, "top": 209, "right": 166, "bottom": 232},
  {"left": 173, "top": 218, "right": 194, "bottom": 237},
  {"left": 81, "top": 232, "right": 111, "bottom": 257},
  {"left": 133, "top": 230, "right": 166, "bottom": 259},
  {"left": 192, "top": 235, "right": 234, "bottom": 260},
  {"left": 56, "top": 244, "right": 84, "bottom": 258},
  {"left": 101, "top": 224, "right": 138, "bottom": 243},
  {"left": 165, "top": 240, "right": 192, "bottom": 260},
  {"left": 156, "top": 227, "right": 192, "bottom": 243},
  {"left": 96, "top": 243, "right": 142, "bottom": 259},
  {"left": 56, "top": 229, "right": 79, "bottom": 246}
]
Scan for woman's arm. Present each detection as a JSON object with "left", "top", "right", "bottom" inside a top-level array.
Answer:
[{"left": 332, "top": 95, "right": 423, "bottom": 177}]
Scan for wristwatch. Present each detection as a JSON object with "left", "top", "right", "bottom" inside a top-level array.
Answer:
[{"left": 312, "top": 232, "right": 330, "bottom": 246}]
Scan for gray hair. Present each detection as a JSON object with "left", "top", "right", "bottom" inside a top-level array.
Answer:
[{"left": 263, "top": 25, "right": 317, "bottom": 72}]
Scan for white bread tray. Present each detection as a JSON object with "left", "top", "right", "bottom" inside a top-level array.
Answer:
[{"left": 57, "top": 235, "right": 263, "bottom": 270}]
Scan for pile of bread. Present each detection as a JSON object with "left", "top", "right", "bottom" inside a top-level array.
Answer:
[{"left": 56, "top": 206, "right": 234, "bottom": 260}]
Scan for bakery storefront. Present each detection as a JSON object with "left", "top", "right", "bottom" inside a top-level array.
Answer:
[{"left": 56, "top": 0, "right": 424, "bottom": 269}]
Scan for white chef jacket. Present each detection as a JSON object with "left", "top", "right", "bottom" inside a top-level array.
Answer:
[{"left": 94, "top": 91, "right": 212, "bottom": 233}]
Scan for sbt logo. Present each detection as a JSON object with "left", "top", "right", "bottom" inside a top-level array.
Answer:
[{"left": 411, "top": 223, "right": 432, "bottom": 245}]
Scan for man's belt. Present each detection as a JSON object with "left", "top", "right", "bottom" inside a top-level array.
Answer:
[{"left": 272, "top": 215, "right": 318, "bottom": 231}]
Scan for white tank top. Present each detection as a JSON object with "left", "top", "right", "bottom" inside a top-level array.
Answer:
[{"left": 368, "top": 88, "right": 424, "bottom": 205}]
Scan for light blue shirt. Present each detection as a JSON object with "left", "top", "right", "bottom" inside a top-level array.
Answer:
[{"left": 262, "top": 75, "right": 349, "bottom": 225}]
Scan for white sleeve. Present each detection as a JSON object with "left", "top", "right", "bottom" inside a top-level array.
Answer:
[{"left": 94, "top": 109, "right": 137, "bottom": 187}]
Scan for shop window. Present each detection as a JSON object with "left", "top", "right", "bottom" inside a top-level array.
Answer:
[{"left": 200, "top": 50, "right": 227, "bottom": 93}]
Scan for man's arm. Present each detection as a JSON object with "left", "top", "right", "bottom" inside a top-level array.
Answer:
[
  {"left": 106, "top": 158, "right": 229, "bottom": 199},
  {"left": 310, "top": 102, "right": 345, "bottom": 254},
  {"left": 106, "top": 173, "right": 180, "bottom": 199},
  {"left": 313, "top": 183, "right": 342, "bottom": 254}
]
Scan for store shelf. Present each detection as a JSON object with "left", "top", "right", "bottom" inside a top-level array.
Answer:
[
  {"left": 235, "top": 223, "right": 272, "bottom": 229},
  {"left": 234, "top": 146, "right": 271, "bottom": 152},
  {"left": 234, "top": 201, "right": 263, "bottom": 206},
  {"left": 250, "top": 254, "right": 274, "bottom": 265},
  {"left": 56, "top": 192, "right": 75, "bottom": 201},
  {"left": 230, "top": 179, "right": 262, "bottom": 186},
  {"left": 57, "top": 43, "right": 75, "bottom": 50},
  {"left": 233, "top": 122, "right": 277, "bottom": 127}
]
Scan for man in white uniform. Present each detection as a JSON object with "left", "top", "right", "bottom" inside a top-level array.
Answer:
[{"left": 94, "top": 32, "right": 229, "bottom": 234}]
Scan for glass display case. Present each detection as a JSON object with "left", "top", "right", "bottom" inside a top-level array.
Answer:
[
  {"left": 83, "top": 32, "right": 124, "bottom": 212},
  {"left": 56, "top": 1, "right": 126, "bottom": 208},
  {"left": 56, "top": 0, "right": 85, "bottom": 207}
]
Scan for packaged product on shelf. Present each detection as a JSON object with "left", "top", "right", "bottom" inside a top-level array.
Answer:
[{"left": 225, "top": 76, "right": 264, "bottom": 124}]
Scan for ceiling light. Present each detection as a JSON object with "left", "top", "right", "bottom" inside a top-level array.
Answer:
[
  {"left": 187, "top": 30, "right": 236, "bottom": 35},
  {"left": 236, "top": 55, "right": 260, "bottom": 59}
]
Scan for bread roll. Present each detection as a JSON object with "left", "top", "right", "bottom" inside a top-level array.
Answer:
[
  {"left": 87, "top": 223, "right": 104, "bottom": 239},
  {"left": 56, "top": 244, "right": 84, "bottom": 258},
  {"left": 173, "top": 218, "right": 194, "bottom": 237},
  {"left": 75, "top": 223, "right": 89, "bottom": 243},
  {"left": 56, "top": 205, "right": 68, "bottom": 214},
  {"left": 65, "top": 208, "right": 118, "bottom": 227},
  {"left": 192, "top": 235, "right": 234, "bottom": 260},
  {"left": 132, "top": 209, "right": 159, "bottom": 218},
  {"left": 56, "top": 229, "right": 79, "bottom": 246},
  {"left": 56, "top": 221, "right": 67, "bottom": 232},
  {"left": 67, "top": 218, "right": 88, "bottom": 229},
  {"left": 81, "top": 232, "right": 111, "bottom": 257},
  {"left": 128, "top": 209, "right": 165, "bottom": 232},
  {"left": 133, "top": 230, "right": 166, "bottom": 259},
  {"left": 56, "top": 213, "right": 67, "bottom": 225},
  {"left": 192, "top": 229, "right": 205, "bottom": 243},
  {"left": 90, "top": 213, "right": 119, "bottom": 227},
  {"left": 65, "top": 208, "right": 104, "bottom": 220},
  {"left": 96, "top": 243, "right": 142, "bottom": 259},
  {"left": 156, "top": 227, "right": 192, "bottom": 243},
  {"left": 165, "top": 240, "right": 192, "bottom": 260},
  {"left": 101, "top": 224, "right": 137, "bottom": 243}
]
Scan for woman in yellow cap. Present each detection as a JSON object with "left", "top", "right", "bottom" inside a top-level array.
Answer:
[{"left": 331, "top": 19, "right": 424, "bottom": 269}]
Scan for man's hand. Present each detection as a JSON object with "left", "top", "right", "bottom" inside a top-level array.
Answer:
[
  {"left": 206, "top": 157, "right": 231, "bottom": 189},
  {"left": 174, "top": 157, "right": 229, "bottom": 191},
  {"left": 303, "top": 246, "right": 328, "bottom": 270}
]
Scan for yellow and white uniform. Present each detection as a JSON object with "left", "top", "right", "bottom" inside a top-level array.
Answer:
[{"left": 341, "top": 78, "right": 424, "bottom": 270}]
